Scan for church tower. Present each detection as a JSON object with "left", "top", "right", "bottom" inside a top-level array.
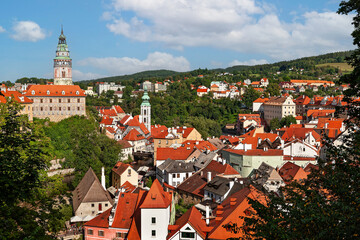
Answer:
[
  {"left": 140, "top": 88, "right": 151, "bottom": 134},
  {"left": 54, "top": 27, "right": 73, "bottom": 85}
]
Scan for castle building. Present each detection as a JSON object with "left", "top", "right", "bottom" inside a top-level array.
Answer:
[
  {"left": 139, "top": 89, "right": 151, "bottom": 134},
  {"left": 54, "top": 27, "right": 73, "bottom": 85}
]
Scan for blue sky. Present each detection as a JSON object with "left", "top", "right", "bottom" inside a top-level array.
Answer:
[{"left": 0, "top": 0, "right": 355, "bottom": 82}]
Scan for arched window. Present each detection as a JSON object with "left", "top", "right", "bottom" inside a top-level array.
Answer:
[
  {"left": 31, "top": 90, "right": 35, "bottom": 95},
  {"left": 47, "top": 90, "right": 50, "bottom": 95},
  {"left": 62, "top": 91, "right": 65, "bottom": 95}
]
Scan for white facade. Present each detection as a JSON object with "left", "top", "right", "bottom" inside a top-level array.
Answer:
[
  {"left": 167, "top": 172, "right": 193, "bottom": 187},
  {"left": 141, "top": 207, "right": 170, "bottom": 240},
  {"left": 283, "top": 140, "right": 319, "bottom": 159},
  {"left": 168, "top": 223, "right": 205, "bottom": 240},
  {"left": 96, "top": 82, "right": 125, "bottom": 95}
]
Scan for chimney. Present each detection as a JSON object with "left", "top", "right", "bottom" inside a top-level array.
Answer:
[
  {"left": 230, "top": 198, "right": 236, "bottom": 206},
  {"left": 207, "top": 171, "right": 212, "bottom": 182},
  {"left": 101, "top": 167, "right": 106, "bottom": 190},
  {"left": 229, "top": 181, "right": 234, "bottom": 190},
  {"left": 205, "top": 205, "right": 210, "bottom": 226}
]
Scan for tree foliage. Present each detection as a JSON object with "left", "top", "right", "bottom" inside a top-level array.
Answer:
[{"left": 0, "top": 100, "right": 68, "bottom": 239}]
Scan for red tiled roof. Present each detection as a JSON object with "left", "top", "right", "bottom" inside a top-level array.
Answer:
[
  {"left": 278, "top": 162, "right": 308, "bottom": 184},
  {"left": 112, "top": 161, "right": 131, "bottom": 176},
  {"left": 205, "top": 161, "right": 238, "bottom": 175},
  {"left": 114, "top": 105, "right": 125, "bottom": 113},
  {"left": 123, "top": 128, "right": 145, "bottom": 141},
  {"left": 167, "top": 206, "right": 209, "bottom": 239},
  {"left": 121, "top": 181, "right": 137, "bottom": 192},
  {"left": 25, "top": 85, "right": 86, "bottom": 97},
  {"left": 304, "top": 163, "right": 319, "bottom": 174},
  {"left": 197, "top": 88, "right": 208, "bottom": 92},
  {"left": 151, "top": 125, "right": 168, "bottom": 138},
  {"left": 281, "top": 128, "right": 321, "bottom": 143},
  {"left": 177, "top": 127, "right": 195, "bottom": 138},
  {"left": 105, "top": 127, "right": 116, "bottom": 134},
  {"left": 294, "top": 95, "right": 311, "bottom": 105},
  {"left": 84, "top": 208, "right": 112, "bottom": 228},
  {"left": 120, "top": 115, "right": 131, "bottom": 125},
  {"left": 182, "top": 140, "right": 217, "bottom": 152},
  {"left": 140, "top": 179, "right": 172, "bottom": 209},
  {"left": 241, "top": 137, "right": 258, "bottom": 149},
  {"left": 253, "top": 97, "right": 269, "bottom": 103},
  {"left": 208, "top": 186, "right": 266, "bottom": 239},
  {"left": 307, "top": 109, "right": 335, "bottom": 117},
  {"left": 0, "top": 91, "right": 33, "bottom": 103},
  {"left": 100, "top": 108, "right": 117, "bottom": 116},
  {"left": 224, "top": 149, "right": 283, "bottom": 156},
  {"left": 157, "top": 147, "right": 195, "bottom": 161},
  {"left": 254, "top": 133, "right": 279, "bottom": 142},
  {"left": 100, "top": 116, "right": 114, "bottom": 126},
  {"left": 290, "top": 79, "right": 334, "bottom": 85},
  {"left": 117, "top": 139, "right": 132, "bottom": 149},
  {"left": 139, "top": 122, "right": 150, "bottom": 135}
]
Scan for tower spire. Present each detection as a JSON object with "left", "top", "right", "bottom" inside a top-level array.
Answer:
[{"left": 61, "top": 24, "right": 63, "bottom": 35}]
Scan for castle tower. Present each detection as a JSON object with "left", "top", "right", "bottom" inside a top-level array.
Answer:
[
  {"left": 140, "top": 88, "right": 151, "bottom": 134},
  {"left": 54, "top": 27, "right": 73, "bottom": 85}
]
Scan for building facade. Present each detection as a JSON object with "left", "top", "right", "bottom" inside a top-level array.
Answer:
[
  {"left": 25, "top": 85, "right": 86, "bottom": 122},
  {"left": 263, "top": 96, "right": 296, "bottom": 125},
  {"left": 139, "top": 90, "right": 151, "bottom": 135},
  {"left": 54, "top": 27, "right": 73, "bottom": 85}
]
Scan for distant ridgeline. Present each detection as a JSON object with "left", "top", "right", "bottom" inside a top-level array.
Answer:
[
  {"left": 78, "top": 50, "right": 355, "bottom": 84},
  {"left": 15, "top": 77, "right": 53, "bottom": 85}
]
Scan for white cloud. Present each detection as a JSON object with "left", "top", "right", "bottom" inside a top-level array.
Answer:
[
  {"left": 229, "top": 59, "right": 269, "bottom": 66},
  {"left": 105, "top": 0, "right": 354, "bottom": 60},
  {"left": 77, "top": 52, "right": 191, "bottom": 75},
  {"left": 72, "top": 70, "right": 106, "bottom": 81},
  {"left": 0, "top": 26, "right": 5, "bottom": 33},
  {"left": 11, "top": 21, "right": 46, "bottom": 42}
]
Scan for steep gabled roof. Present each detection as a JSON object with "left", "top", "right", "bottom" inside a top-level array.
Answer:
[
  {"left": 123, "top": 128, "right": 145, "bottom": 141},
  {"left": 112, "top": 161, "right": 131, "bottom": 176},
  {"left": 140, "top": 179, "right": 172, "bottom": 209},
  {"left": 278, "top": 162, "right": 308, "bottom": 184},
  {"left": 167, "top": 206, "right": 209, "bottom": 239},
  {"left": 113, "top": 105, "right": 125, "bottom": 114},
  {"left": 117, "top": 139, "right": 132, "bottom": 149},
  {"left": 72, "top": 168, "right": 113, "bottom": 213}
]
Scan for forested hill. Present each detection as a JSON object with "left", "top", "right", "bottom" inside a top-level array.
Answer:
[{"left": 77, "top": 50, "right": 354, "bottom": 84}]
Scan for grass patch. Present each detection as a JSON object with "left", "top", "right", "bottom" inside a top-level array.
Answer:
[{"left": 316, "top": 62, "right": 353, "bottom": 72}]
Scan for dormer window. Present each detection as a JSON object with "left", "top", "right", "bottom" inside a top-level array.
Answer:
[
  {"left": 47, "top": 90, "right": 50, "bottom": 95},
  {"left": 76, "top": 91, "right": 79, "bottom": 95},
  {"left": 31, "top": 90, "right": 35, "bottom": 95},
  {"left": 62, "top": 91, "right": 65, "bottom": 95}
]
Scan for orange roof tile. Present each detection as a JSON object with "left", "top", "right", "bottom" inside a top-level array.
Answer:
[
  {"left": 140, "top": 179, "right": 171, "bottom": 209},
  {"left": 112, "top": 161, "right": 131, "bottom": 176},
  {"left": 253, "top": 97, "right": 269, "bottom": 103},
  {"left": 25, "top": 85, "right": 85, "bottom": 97},
  {"left": 100, "top": 116, "right": 114, "bottom": 125},
  {"left": 156, "top": 147, "right": 195, "bottom": 161},
  {"left": 278, "top": 162, "right": 308, "bottom": 184},
  {"left": 117, "top": 139, "right": 132, "bottom": 149},
  {"left": 0, "top": 91, "right": 33, "bottom": 104},
  {"left": 123, "top": 128, "right": 145, "bottom": 141}
]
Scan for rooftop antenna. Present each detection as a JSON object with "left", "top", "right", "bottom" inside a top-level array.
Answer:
[{"left": 61, "top": 24, "right": 63, "bottom": 34}]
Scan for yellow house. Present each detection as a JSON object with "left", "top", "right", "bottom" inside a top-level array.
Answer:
[{"left": 112, "top": 161, "right": 138, "bottom": 188}]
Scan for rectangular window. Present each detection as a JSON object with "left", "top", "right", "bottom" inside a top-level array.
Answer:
[
  {"left": 172, "top": 173, "right": 176, "bottom": 178},
  {"left": 158, "top": 140, "right": 161, "bottom": 144},
  {"left": 151, "top": 217, "right": 156, "bottom": 224},
  {"left": 91, "top": 203, "right": 94, "bottom": 207},
  {"left": 40, "top": 107, "right": 43, "bottom": 111},
  {"left": 49, "top": 99, "right": 52, "bottom": 103},
  {"left": 59, "top": 99, "right": 61, "bottom": 103},
  {"left": 152, "top": 230, "right": 156, "bottom": 237},
  {"left": 68, "top": 99, "right": 70, "bottom": 103},
  {"left": 59, "top": 107, "right": 61, "bottom": 111},
  {"left": 68, "top": 107, "right": 70, "bottom": 111},
  {"left": 177, "top": 173, "right": 180, "bottom": 178},
  {"left": 99, "top": 203, "right": 102, "bottom": 211},
  {"left": 98, "top": 230, "right": 104, "bottom": 237},
  {"left": 50, "top": 107, "right": 52, "bottom": 111},
  {"left": 87, "top": 229, "right": 93, "bottom": 235},
  {"left": 181, "top": 232, "right": 195, "bottom": 238},
  {"left": 116, "top": 232, "right": 123, "bottom": 238},
  {"left": 40, "top": 99, "right": 43, "bottom": 103},
  {"left": 128, "top": 169, "right": 131, "bottom": 176},
  {"left": 78, "top": 98, "right": 80, "bottom": 103},
  {"left": 77, "top": 107, "right": 80, "bottom": 111}
]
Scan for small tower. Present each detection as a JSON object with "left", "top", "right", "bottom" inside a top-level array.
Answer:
[
  {"left": 54, "top": 26, "right": 73, "bottom": 85},
  {"left": 140, "top": 88, "right": 151, "bottom": 134}
]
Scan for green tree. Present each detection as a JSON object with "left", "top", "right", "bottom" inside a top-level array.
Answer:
[
  {"left": 0, "top": 100, "right": 67, "bottom": 239},
  {"left": 269, "top": 117, "right": 281, "bottom": 131},
  {"left": 266, "top": 82, "right": 280, "bottom": 97},
  {"left": 242, "top": 86, "right": 261, "bottom": 109},
  {"left": 280, "top": 115, "right": 297, "bottom": 128}
]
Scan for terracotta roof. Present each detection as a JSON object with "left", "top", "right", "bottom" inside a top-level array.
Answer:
[
  {"left": 84, "top": 208, "right": 112, "bottom": 228},
  {"left": 100, "top": 108, "right": 117, "bottom": 116},
  {"left": 304, "top": 163, "right": 319, "bottom": 174},
  {"left": 241, "top": 137, "right": 258, "bottom": 149},
  {"left": 307, "top": 109, "right": 335, "bottom": 117},
  {"left": 263, "top": 96, "right": 289, "bottom": 105},
  {"left": 113, "top": 105, "right": 125, "bottom": 114},
  {"left": 208, "top": 186, "right": 266, "bottom": 239},
  {"left": 281, "top": 128, "right": 321, "bottom": 143},
  {"left": 224, "top": 149, "right": 283, "bottom": 156},
  {"left": 121, "top": 181, "right": 137, "bottom": 192},
  {"left": 182, "top": 140, "right": 218, "bottom": 152},
  {"left": 72, "top": 168, "right": 113, "bottom": 213},
  {"left": 25, "top": 85, "right": 86, "bottom": 97},
  {"left": 117, "top": 139, "right": 132, "bottom": 149},
  {"left": 139, "top": 122, "right": 150, "bottom": 135},
  {"left": 112, "top": 161, "right": 131, "bottom": 176},
  {"left": 294, "top": 95, "right": 311, "bottom": 105},
  {"left": 123, "top": 128, "right": 145, "bottom": 141},
  {"left": 167, "top": 206, "right": 209, "bottom": 239},
  {"left": 140, "top": 179, "right": 172, "bottom": 209},
  {"left": 278, "top": 162, "right": 308, "bottom": 184},
  {"left": 253, "top": 97, "right": 269, "bottom": 103},
  {"left": 0, "top": 90, "right": 33, "bottom": 103},
  {"left": 156, "top": 147, "right": 196, "bottom": 161},
  {"left": 120, "top": 115, "right": 131, "bottom": 125},
  {"left": 254, "top": 133, "right": 279, "bottom": 142},
  {"left": 105, "top": 127, "right": 116, "bottom": 134},
  {"left": 197, "top": 88, "right": 208, "bottom": 92},
  {"left": 177, "top": 127, "right": 195, "bottom": 138},
  {"left": 100, "top": 116, "right": 114, "bottom": 126},
  {"left": 290, "top": 79, "right": 334, "bottom": 85}
]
